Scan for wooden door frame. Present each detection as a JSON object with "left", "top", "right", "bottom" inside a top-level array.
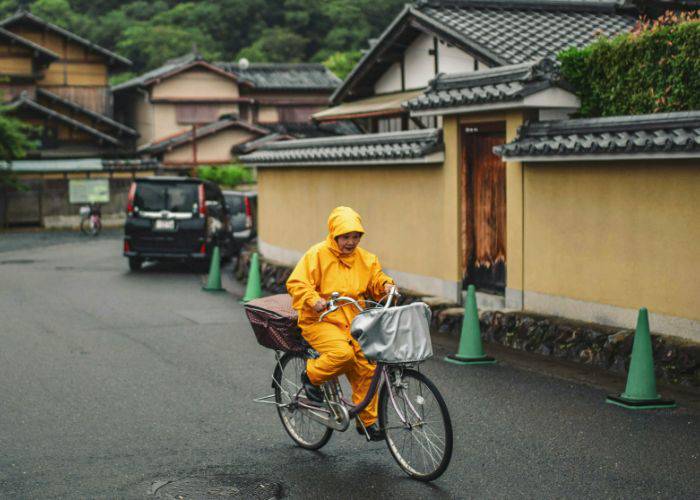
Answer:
[{"left": 460, "top": 121, "right": 507, "bottom": 293}]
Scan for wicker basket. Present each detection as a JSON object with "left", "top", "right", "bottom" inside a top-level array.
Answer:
[{"left": 244, "top": 294, "right": 305, "bottom": 353}]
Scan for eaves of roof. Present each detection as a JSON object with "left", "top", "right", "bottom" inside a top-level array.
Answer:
[
  {"left": 0, "top": 26, "right": 59, "bottom": 62},
  {"left": 112, "top": 57, "right": 248, "bottom": 93},
  {"left": 494, "top": 111, "right": 700, "bottom": 161},
  {"left": 219, "top": 62, "right": 341, "bottom": 90},
  {"left": 404, "top": 57, "right": 577, "bottom": 113},
  {"left": 36, "top": 89, "right": 138, "bottom": 138},
  {"left": 0, "top": 10, "right": 131, "bottom": 68},
  {"left": 239, "top": 128, "right": 444, "bottom": 166},
  {"left": 8, "top": 96, "right": 122, "bottom": 146}
]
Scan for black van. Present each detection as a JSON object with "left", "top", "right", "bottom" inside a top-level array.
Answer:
[{"left": 123, "top": 177, "right": 232, "bottom": 271}]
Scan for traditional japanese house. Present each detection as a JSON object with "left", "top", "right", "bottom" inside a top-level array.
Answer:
[
  {"left": 112, "top": 54, "right": 347, "bottom": 169},
  {"left": 0, "top": 10, "right": 146, "bottom": 228}
]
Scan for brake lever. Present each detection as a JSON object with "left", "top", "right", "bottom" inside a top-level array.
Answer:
[{"left": 319, "top": 304, "right": 338, "bottom": 322}]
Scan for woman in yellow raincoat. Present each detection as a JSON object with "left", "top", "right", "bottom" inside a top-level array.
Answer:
[{"left": 286, "top": 206, "right": 394, "bottom": 440}]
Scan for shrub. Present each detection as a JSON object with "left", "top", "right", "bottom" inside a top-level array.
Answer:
[
  {"left": 558, "top": 10, "right": 700, "bottom": 117},
  {"left": 197, "top": 164, "right": 254, "bottom": 187}
]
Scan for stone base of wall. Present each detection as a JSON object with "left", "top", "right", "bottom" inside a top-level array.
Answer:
[{"left": 236, "top": 249, "right": 700, "bottom": 387}]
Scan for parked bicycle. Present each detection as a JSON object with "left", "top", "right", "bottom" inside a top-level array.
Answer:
[
  {"left": 245, "top": 287, "right": 453, "bottom": 481},
  {"left": 79, "top": 203, "right": 102, "bottom": 236}
]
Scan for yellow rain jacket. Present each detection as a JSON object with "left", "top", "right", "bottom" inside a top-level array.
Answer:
[
  {"left": 287, "top": 206, "right": 394, "bottom": 329},
  {"left": 286, "top": 206, "right": 394, "bottom": 426}
]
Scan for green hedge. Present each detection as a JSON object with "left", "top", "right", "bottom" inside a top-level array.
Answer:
[
  {"left": 558, "top": 14, "right": 700, "bottom": 117},
  {"left": 197, "top": 164, "right": 254, "bottom": 187}
]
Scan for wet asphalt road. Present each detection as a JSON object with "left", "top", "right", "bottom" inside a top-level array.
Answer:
[{"left": 0, "top": 232, "right": 698, "bottom": 499}]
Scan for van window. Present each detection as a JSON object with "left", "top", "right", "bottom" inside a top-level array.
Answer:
[
  {"left": 224, "top": 194, "right": 245, "bottom": 213},
  {"left": 134, "top": 183, "right": 198, "bottom": 212}
]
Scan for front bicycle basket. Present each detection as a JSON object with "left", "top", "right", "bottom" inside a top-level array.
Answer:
[
  {"left": 350, "top": 302, "right": 433, "bottom": 364},
  {"left": 243, "top": 294, "right": 305, "bottom": 353}
]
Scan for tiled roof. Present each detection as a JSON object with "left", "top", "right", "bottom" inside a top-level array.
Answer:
[
  {"left": 405, "top": 57, "right": 567, "bottom": 111},
  {"left": 8, "top": 95, "right": 122, "bottom": 146},
  {"left": 0, "top": 26, "right": 58, "bottom": 63},
  {"left": 494, "top": 111, "right": 700, "bottom": 160},
  {"left": 140, "top": 118, "right": 268, "bottom": 154},
  {"left": 332, "top": 1, "right": 636, "bottom": 103},
  {"left": 0, "top": 10, "right": 131, "bottom": 68},
  {"left": 217, "top": 62, "right": 341, "bottom": 90},
  {"left": 240, "top": 128, "right": 443, "bottom": 166},
  {"left": 113, "top": 55, "right": 340, "bottom": 93},
  {"left": 112, "top": 54, "right": 241, "bottom": 93},
  {"left": 416, "top": 1, "right": 637, "bottom": 65},
  {"left": 37, "top": 89, "right": 138, "bottom": 138}
]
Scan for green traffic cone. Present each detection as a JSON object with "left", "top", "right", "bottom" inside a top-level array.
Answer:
[
  {"left": 606, "top": 308, "right": 676, "bottom": 410},
  {"left": 202, "top": 245, "right": 225, "bottom": 292},
  {"left": 445, "top": 285, "right": 496, "bottom": 365},
  {"left": 241, "top": 252, "right": 262, "bottom": 302}
]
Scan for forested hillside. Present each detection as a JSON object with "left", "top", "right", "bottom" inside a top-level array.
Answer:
[{"left": 0, "top": 0, "right": 406, "bottom": 80}]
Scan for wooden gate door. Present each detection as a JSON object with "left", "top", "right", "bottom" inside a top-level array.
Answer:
[{"left": 461, "top": 125, "right": 507, "bottom": 294}]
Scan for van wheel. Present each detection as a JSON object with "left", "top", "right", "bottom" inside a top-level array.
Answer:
[{"left": 128, "top": 257, "right": 143, "bottom": 271}]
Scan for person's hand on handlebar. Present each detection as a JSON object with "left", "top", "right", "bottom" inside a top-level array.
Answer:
[{"left": 313, "top": 298, "right": 328, "bottom": 313}]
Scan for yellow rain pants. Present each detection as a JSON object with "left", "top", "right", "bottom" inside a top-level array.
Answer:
[{"left": 287, "top": 206, "right": 394, "bottom": 426}]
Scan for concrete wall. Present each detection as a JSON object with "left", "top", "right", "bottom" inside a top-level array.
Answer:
[{"left": 521, "top": 160, "right": 700, "bottom": 340}]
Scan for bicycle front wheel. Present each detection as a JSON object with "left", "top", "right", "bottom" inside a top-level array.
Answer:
[
  {"left": 379, "top": 368, "right": 453, "bottom": 481},
  {"left": 273, "top": 352, "right": 333, "bottom": 450}
]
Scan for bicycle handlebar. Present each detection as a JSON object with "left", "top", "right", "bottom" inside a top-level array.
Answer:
[{"left": 318, "top": 285, "right": 399, "bottom": 322}]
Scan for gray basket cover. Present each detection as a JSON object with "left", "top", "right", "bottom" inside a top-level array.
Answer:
[{"left": 350, "top": 302, "right": 433, "bottom": 364}]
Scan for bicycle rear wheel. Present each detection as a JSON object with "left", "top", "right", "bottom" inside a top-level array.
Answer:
[
  {"left": 379, "top": 367, "right": 453, "bottom": 481},
  {"left": 273, "top": 352, "right": 333, "bottom": 450}
]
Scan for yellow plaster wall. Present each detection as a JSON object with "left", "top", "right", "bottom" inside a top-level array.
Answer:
[
  {"left": 523, "top": 161, "right": 700, "bottom": 321},
  {"left": 257, "top": 160, "right": 460, "bottom": 284},
  {"left": 152, "top": 69, "right": 239, "bottom": 100},
  {"left": 164, "top": 128, "right": 255, "bottom": 164}
]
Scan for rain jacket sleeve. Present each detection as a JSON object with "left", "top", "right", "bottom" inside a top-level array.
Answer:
[
  {"left": 367, "top": 256, "right": 394, "bottom": 300},
  {"left": 287, "top": 249, "right": 322, "bottom": 311}
]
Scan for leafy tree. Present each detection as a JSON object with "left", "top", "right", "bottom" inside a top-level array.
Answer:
[
  {"left": 0, "top": 104, "right": 37, "bottom": 188},
  {"left": 116, "top": 23, "right": 220, "bottom": 70},
  {"left": 30, "top": 0, "right": 89, "bottom": 34},
  {"left": 237, "top": 27, "right": 308, "bottom": 63},
  {"left": 322, "top": 50, "right": 362, "bottom": 80},
  {"left": 0, "top": 0, "right": 409, "bottom": 74}
]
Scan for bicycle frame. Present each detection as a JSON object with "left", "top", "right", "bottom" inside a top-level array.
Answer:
[{"left": 255, "top": 350, "right": 421, "bottom": 435}]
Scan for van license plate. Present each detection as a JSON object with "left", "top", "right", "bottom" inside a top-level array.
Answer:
[{"left": 154, "top": 219, "right": 175, "bottom": 231}]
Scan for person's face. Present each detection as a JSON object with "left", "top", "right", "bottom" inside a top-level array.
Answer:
[{"left": 336, "top": 232, "right": 362, "bottom": 255}]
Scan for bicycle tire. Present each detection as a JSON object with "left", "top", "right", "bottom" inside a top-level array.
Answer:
[
  {"left": 273, "top": 352, "right": 333, "bottom": 450},
  {"left": 379, "top": 368, "right": 453, "bottom": 481}
]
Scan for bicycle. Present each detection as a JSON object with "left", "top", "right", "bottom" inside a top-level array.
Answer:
[
  {"left": 247, "top": 287, "right": 453, "bottom": 482},
  {"left": 79, "top": 204, "right": 102, "bottom": 236}
]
